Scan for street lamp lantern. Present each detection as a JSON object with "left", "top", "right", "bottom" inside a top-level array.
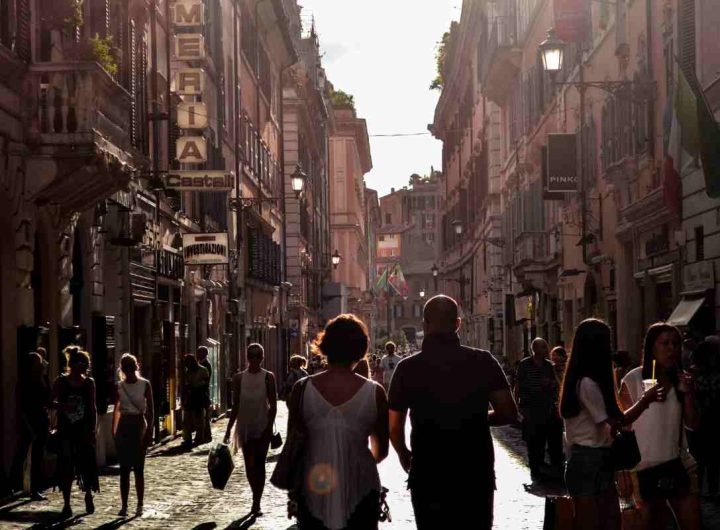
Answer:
[
  {"left": 419, "top": 289, "right": 425, "bottom": 299},
  {"left": 452, "top": 219, "right": 463, "bottom": 236},
  {"left": 539, "top": 28, "right": 565, "bottom": 74},
  {"left": 431, "top": 264, "right": 438, "bottom": 277},
  {"left": 331, "top": 249, "right": 341, "bottom": 269},
  {"left": 291, "top": 164, "right": 306, "bottom": 197}
]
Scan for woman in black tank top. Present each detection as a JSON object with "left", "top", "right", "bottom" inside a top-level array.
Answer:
[{"left": 52, "top": 347, "right": 98, "bottom": 518}]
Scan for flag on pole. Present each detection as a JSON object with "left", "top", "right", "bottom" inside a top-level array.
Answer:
[
  {"left": 667, "top": 61, "right": 720, "bottom": 199},
  {"left": 375, "top": 267, "right": 388, "bottom": 292},
  {"left": 388, "top": 263, "right": 409, "bottom": 298},
  {"left": 663, "top": 86, "right": 681, "bottom": 214}
]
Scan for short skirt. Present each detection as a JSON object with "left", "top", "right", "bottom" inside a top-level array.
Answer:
[{"left": 115, "top": 414, "right": 147, "bottom": 470}]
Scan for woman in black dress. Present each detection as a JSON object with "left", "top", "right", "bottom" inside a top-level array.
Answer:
[{"left": 52, "top": 347, "right": 99, "bottom": 518}]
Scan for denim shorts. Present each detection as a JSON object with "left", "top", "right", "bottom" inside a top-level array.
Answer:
[{"left": 565, "top": 445, "right": 615, "bottom": 497}]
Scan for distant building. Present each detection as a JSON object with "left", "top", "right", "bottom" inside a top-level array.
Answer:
[{"left": 377, "top": 173, "right": 443, "bottom": 346}]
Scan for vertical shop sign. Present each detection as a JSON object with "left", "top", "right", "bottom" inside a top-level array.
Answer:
[{"left": 554, "top": 0, "right": 589, "bottom": 43}]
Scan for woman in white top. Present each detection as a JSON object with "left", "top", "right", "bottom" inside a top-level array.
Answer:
[
  {"left": 287, "top": 313, "right": 389, "bottom": 530},
  {"left": 619, "top": 322, "right": 701, "bottom": 529},
  {"left": 560, "top": 319, "right": 661, "bottom": 530},
  {"left": 223, "top": 343, "right": 277, "bottom": 515},
  {"left": 112, "top": 353, "right": 154, "bottom": 517}
]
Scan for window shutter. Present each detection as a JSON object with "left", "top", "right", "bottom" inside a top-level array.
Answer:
[
  {"left": 678, "top": 0, "right": 696, "bottom": 76},
  {"left": 129, "top": 21, "right": 137, "bottom": 148},
  {"left": 90, "top": 0, "right": 109, "bottom": 38},
  {"left": 15, "top": 0, "right": 31, "bottom": 61}
]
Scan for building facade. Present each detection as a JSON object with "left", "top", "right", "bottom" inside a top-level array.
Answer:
[
  {"left": 433, "top": 0, "right": 718, "bottom": 363},
  {"left": 282, "top": 9, "right": 333, "bottom": 358},
  {"left": 0, "top": 0, "right": 339, "bottom": 483},
  {"left": 327, "top": 102, "right": 374, "bottom": 335}
]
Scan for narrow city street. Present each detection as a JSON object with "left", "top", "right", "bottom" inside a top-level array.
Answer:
[
  {"left": 0, "top": 403, "right": 548, "bottom": 530},
  {"left": 2, "top": 401, "right": 720, "bottom": 529}
]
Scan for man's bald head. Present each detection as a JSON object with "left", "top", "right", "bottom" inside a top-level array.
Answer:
[{"left": 423, "top": 295, "right": 460, "bottom": 334}]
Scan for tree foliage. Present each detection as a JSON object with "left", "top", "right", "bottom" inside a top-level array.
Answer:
[{"left": 429, "top": 30, "right": 450, "bottom": 91}]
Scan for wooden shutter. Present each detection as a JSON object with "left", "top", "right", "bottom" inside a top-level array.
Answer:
[
  {"left": 15, "top": 0, "right": 31, "bottom": 61},
  {"left": 129, "top": 20, "right": 137, "bottom": 147},
  {"left": 678, "top": 0, "right": 697, "bottom": 76},
  {"left": 90, "top": 0, "right": 109, "bottom": 38}
]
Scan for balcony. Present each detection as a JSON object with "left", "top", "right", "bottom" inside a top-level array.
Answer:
[
  {"left": 481, "top": 16, "right": 521, "bottom": 104},
  {"left": 24, "top": 62, "right": 140, "bottom": 216}
]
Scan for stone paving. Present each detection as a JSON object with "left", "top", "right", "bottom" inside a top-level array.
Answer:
[{"left": 1, "top": 404, "right": 719, "bottom": 529}]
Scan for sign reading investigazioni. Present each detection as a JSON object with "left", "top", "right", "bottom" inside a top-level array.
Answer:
[{"left": 183, "top": 233, "right": 229, "bottom": 265}]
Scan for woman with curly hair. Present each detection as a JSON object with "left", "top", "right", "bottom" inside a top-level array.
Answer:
[
  {"left": 288, "top": 313, "right": 389, "bottom": 529},
  {"left": 52, "top": 346, "right": 99, "bottom": 518}
]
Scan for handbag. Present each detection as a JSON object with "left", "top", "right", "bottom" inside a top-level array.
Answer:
[
  {"left": 270, "top": 379, "right": 309, "bottom": 491},
  {"left": 270, "top": 425, "right": 283, "bottom": 450},
  {"left": 610, "top": 430, "right": 641, "bottom": 471}
]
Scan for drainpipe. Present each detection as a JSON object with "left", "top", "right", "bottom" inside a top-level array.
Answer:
[
  {"left": 232, "top": 0, "right": 242, "bottom": 376},
  {"left": 646, "top": 0, "right": 655, "bottom": 160}
]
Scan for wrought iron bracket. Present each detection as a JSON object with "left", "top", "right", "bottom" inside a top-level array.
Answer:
[{"left": 229, "top": 197, "right": 281, "bottom": 211}]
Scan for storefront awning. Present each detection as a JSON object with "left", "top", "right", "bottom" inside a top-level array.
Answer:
[{"left": 667, "top": 296, "right": 705, "bottom": 327}]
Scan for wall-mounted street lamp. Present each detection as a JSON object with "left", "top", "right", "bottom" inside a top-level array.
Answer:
[
  {"left": 431, "top": 263, "right": 439, "bottom": 292},
  {"left": 291, "top": 164, "right": 306, "bottom": 198},
  {"left": 538, "top": 28, "right": 564, "bottom": 74},
  {"left": 452, "top": 219, "right": 464, "bottom": 236},
  {"left": 419, "top": 289, "right": 426, "bottom": 299},
  {"left": 331, "top": 249, "right": 341, "bottom": 269},
  {"left": 538, "top": 27, "right": 654, "bottom": 264}
]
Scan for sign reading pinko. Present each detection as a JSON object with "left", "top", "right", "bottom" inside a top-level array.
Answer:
[
  {"left": 183, "top": 233, "right": 229, "bottom": 265},
  {"left": 546, "top": 133, "right": 578, "bottom": 194},
  {"left": 165, "top": 171, "right": 234, "bottom": 191},
  {"left": 553, "top": 0, "right": 589, "bottom": 43}
]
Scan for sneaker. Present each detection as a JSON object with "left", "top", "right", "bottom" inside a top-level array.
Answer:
[
  {"left": 135, "top": 504, "right": 144, "bottom": 516},
  {"left": 30, "top": 492, "right": 47, "bottom": 501},
  {"left": 118, "top": 507, "right": 128, "bottom": 517}
]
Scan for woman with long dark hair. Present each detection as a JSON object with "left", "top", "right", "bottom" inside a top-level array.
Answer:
[
  {"left": 52, "top": 347, "right": 99, "bottom": 518},
  {"left": 112, "top": 353, "right": 154, "bottom": 516},
  {"left": 619, "top": 322, "right": 701, "bottom": 529},
  {"left": 560, "top": 319, "right": 661, "bottom": 530}
]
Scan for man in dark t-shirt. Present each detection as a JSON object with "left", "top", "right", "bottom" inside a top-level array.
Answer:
[{"left": 388, "top": 295, "right": 517, "bottom": 530}]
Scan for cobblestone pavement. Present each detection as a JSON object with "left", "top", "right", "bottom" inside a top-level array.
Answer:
[{"left": 1, "top": 406, "right": 719, "bottom": 529}]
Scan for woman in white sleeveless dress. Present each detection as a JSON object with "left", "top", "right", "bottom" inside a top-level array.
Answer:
[
  {"left": 224, "top": 343, "right": 277, "bottom": 515},
  {"left": 287, "top": 314, "right": 389, "bottom": 530}
]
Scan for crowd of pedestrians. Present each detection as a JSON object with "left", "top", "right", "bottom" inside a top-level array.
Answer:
[{"left": 6, "top": 292, "right": 720, "bottom": 529}]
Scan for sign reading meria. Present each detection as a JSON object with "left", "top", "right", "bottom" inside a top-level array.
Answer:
[
  {"left": 183, "top": 233, "right": 229, "bottom": 265},
  {"left": 164, "top": 171, "right": 234, "bottom": 191}
]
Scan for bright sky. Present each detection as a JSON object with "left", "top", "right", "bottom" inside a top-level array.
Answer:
[{"left": 299, "top": 0, "right": 459, "bottom": 197}]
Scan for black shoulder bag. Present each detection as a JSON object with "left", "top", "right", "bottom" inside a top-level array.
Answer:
[{"left": 270, "top": 378, "right": 309, "bottom": 491}]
